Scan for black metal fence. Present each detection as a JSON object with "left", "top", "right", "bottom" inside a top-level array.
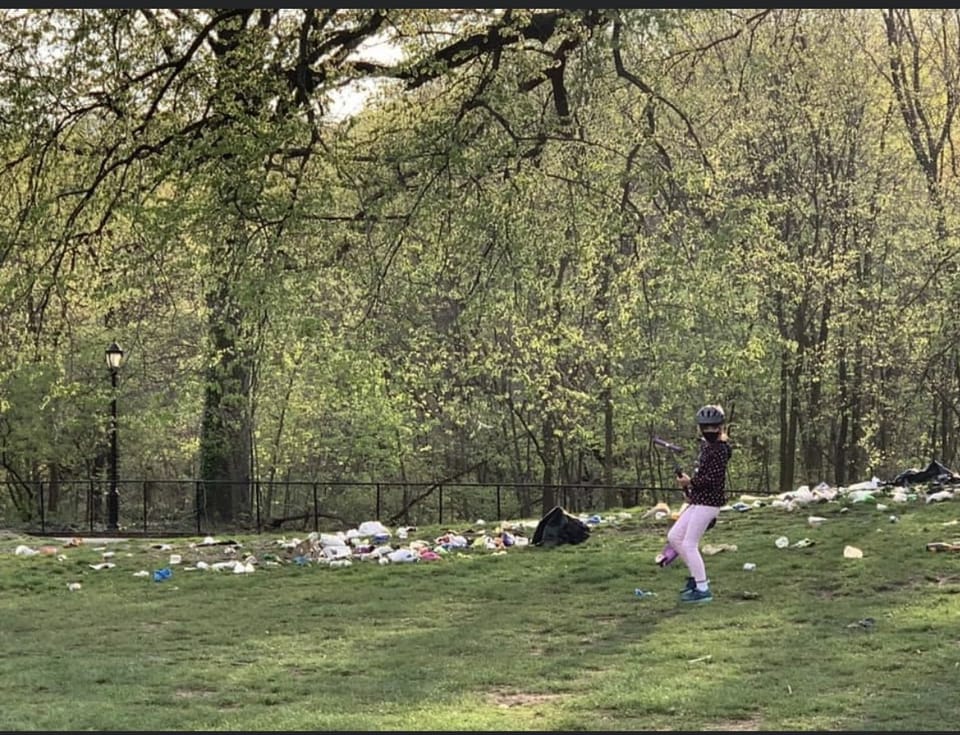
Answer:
[{"left": 4, "top": 478, "right": 693, "bottom": 537}]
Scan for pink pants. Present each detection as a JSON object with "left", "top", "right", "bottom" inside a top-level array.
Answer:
[{"left": 666, "top": 504, "right": 720, "bottom": 583}]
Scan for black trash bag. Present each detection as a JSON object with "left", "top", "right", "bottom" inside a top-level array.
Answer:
[
  {"left": 532, "top": 505, "right": 591, "bottom": 547},
  {"left": 892, "top": 459, "right": 960, "bottom": 486}
]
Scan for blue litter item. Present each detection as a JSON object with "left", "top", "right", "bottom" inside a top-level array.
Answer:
[
  {"left": 588, "top": 514, "right": 602, "bottom": 525},
  {"left": 634, "top": 588, "right": 657, "bottom": 599},
  {"left": 293, "top": 555, "right": 310, "bottom": 566},
  {"left": 153, "top": 567, "right": 172, "bottom": 582}
]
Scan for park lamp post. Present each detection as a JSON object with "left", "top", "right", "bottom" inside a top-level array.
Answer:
[{"left": 105, "top": 341, "right": 123, "bottom": 532}]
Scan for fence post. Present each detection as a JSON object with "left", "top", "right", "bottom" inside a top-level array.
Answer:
[
  {"left": 195, "top": 481, "right": 202, "bottom": 535},
  {"left": 39, "top": 481, "right": 45, "bottom": 534},
  {"left": 375, "top": 483, "right": 381, "bottom": 521},
  {"left": 142, "top": 480, "right": 148, "bottom": 534},
  {"left": 438, "top": 484, "right": 443, "bottom": 525},
  {"left": 313, "top": 482, "right": 319, "bottom": 532},
  {"left": 255, "top": 481, "right": 262, "bottom": 534},
  {"left": 496, "top": 484, "right": 501, "bottom": 521}
]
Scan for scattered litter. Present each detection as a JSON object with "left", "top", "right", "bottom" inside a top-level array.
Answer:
[
  {"left": 889, "top": 515, "right": 899, "bottom": 523},
  {"left": 743, "top": 563, "right": 757, "bottom": 571},
  {"left": 843, "top": 545, "right": 864, "bottom": 559},
  {"left": 642, "top": 502, "right": 672, "bottom": 519},
  {"left": 194, "top": 536, "right": 238, "bottom": 546},
  {"left": 169, "top": 554, "right": 182, "bottom": 565},
  {"left": 791, "top": 538, "right": 815, "bottom": 548},
  {"left": 634, "top": 588, "right": 657, "bottom": 598},
  {"left": 730, "top": 502, "right": 751, "bottom": 512},
  {"left": 926, "top": 541, "right": 960, "bottom": 552},
  {"left": 133, "top": 570, "right": 150, "bottom": 578},
  {"left": 387, "top": 548, "right": 417, "bottom": 563},
  {"left": 741, "top": 591, "right": 759, "bottom": 600},
  {"left": 67, "top": 582, "right": 82, "bottom": 592},
  {"left": 88, "top": 562, "right": 115, "bottom": 570},
  {"left": 847, "top": 617, "right": 875, "bottom": 629},
  {"left": 14, "top": 545, "right": 38, "bottom": 556},
  {"left": 775, "top": 536, "right": 789, "bottom": 549},
  {"left": 702, "top": 543, "right": 738, "bottom": 555},
  {"left": 688, "top": 654, "right": 712, "bottom": 663},
  {"left": 807, "top": 516, "right": 827, "bottom": 527},
  {"left": 153, "top": 567, "right": 172, "bottom": 582}
]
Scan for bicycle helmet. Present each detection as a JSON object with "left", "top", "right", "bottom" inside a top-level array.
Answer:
[{"left": 695, "top": 404, "right": 725, "bottom": 426}]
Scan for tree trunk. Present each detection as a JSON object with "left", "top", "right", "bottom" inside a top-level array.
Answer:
[
  {"left": 199, "top": 266, "right": 253, "bottom": 526},
  {"left": 540, "top": 416, "right": 556, "bottom": 515}
]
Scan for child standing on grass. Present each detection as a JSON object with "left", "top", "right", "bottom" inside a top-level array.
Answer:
[{"left": 667, "top": 404, "right": 732, "bottom": 604}]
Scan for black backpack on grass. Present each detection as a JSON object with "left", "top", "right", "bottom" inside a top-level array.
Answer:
[{"left": 532, "top": 505, "right": 591, "bottom": 547}]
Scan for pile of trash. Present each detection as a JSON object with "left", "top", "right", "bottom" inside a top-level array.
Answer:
[
  {"left": 278, "top": 519, "right": 533, "bottom": 568},
  {"left": 725, "top": 458, "right": 960, "bottom": 514},
  {"left": 6, "top": 510, "right": 637, "bottom": 592},
  {"left": 7, "top": 518, "right": 552, "bottom": 587}
]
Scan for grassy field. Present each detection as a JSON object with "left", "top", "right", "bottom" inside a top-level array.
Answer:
[{"left": 3, "top": 489, "right": 960, "bottom": 731}]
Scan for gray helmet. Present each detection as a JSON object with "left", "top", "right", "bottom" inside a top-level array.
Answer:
[{"left": 695, "top": 404, "right": 725, "bottom": 426}]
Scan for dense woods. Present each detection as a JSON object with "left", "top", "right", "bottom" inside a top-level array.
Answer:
[{"left": 1, "top": 8, "right": 959, "bottom": 526}]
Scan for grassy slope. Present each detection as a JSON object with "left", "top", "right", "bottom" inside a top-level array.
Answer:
[{"left": 1, "top": 491, "right": 959, "bottom": 731}]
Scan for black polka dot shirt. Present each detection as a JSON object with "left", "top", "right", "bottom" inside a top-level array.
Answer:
[{"left": 689, "top": 440, "right": 732, "bottom": 507}]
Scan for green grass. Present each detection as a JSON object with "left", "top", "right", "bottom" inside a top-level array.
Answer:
[{"left": 3, "top": 494, "right": 960, "bottom": 730}]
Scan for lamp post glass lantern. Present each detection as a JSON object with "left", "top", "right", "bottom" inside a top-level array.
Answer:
[{"left": 105, "top": 342, "right": 123, "bottom": 531}]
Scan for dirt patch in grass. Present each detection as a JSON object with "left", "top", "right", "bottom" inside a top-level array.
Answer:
[
  {"left": 704, "top": 714, "right": 764, "bottom": 731},
  {"left": 486, "top": 689, "right": 566, "bottom": 708}
]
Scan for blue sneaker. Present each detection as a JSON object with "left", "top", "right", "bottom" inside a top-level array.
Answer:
[
  {"left": 680, "top": 587, "right": 713, "bottom": 603},
  {"left": 681, "top": 576, "right": 696, "bottom": 593}
]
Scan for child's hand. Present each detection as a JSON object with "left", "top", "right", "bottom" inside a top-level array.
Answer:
[{"left": 676, "top": 472, "right": 691, "bottom": 489}]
